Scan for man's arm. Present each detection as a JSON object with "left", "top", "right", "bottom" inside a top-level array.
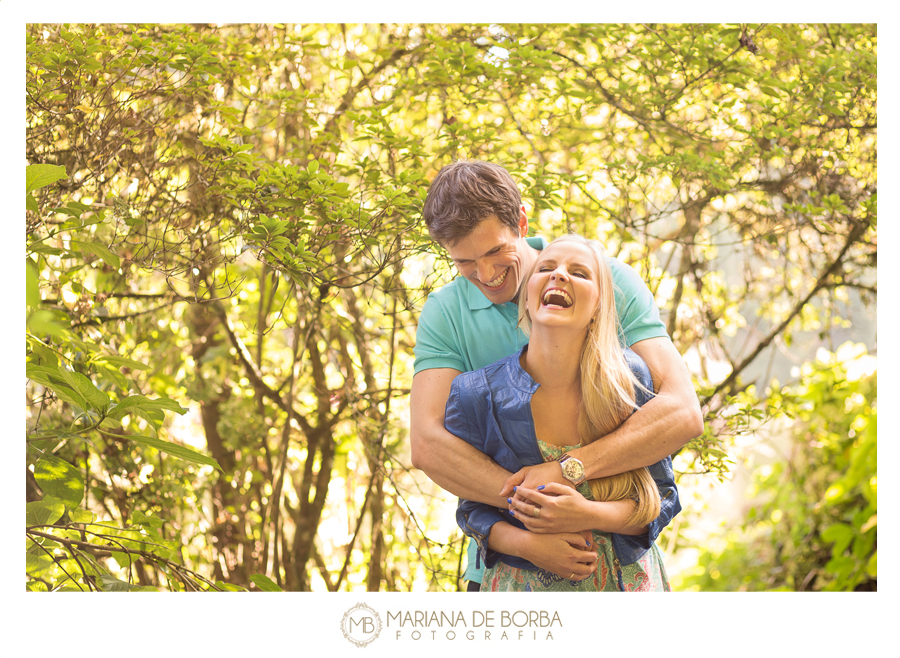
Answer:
[
  {"left": 500, "top": 336, "right": 703, "bottom": 494},
  {"left": 409, "top": 368, "right": 510, "bottom": 507}
]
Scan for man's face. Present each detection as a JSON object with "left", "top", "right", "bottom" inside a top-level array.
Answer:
[{"left": 445, "top": 210, "right": 536, "bottom": 305}]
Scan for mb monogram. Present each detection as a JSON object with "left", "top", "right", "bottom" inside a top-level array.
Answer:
[{"left": 340, "top": 603, "right": 383, "bottom": 648}]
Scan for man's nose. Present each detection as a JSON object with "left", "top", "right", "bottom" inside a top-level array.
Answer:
[{"left": 476, "top": 261, "right": 494, "bottom": 282}]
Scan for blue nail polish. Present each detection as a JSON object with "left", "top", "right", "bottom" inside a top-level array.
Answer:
[
  {"left": 537, "top": 485, "right": 545, "bottom": 490},
  {"left": 507, "top": 498, "right": 512, "bottom": 504},
  {"left": 513, "top": 486, "right": 517, "bottom": 492},
  {"left": 509, "top": 510, "right": 515, "bottom": 516}
]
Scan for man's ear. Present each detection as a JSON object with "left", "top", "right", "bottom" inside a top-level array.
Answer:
[{"left": 517, "top": 205, "right": 528, "bottom": 237}]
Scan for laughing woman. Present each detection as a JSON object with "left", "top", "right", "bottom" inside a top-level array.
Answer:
[{"left": 446, "top": 234, "right": 680, "bottom": 591}]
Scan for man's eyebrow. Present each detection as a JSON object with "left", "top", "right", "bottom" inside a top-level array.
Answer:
[{"left": 456, "top": 245, "right": 503, "bottom": 261}]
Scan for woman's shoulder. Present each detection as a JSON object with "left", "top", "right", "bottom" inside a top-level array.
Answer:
[{"left": 622, "top": 347, "right": 655, "bottom": 406}]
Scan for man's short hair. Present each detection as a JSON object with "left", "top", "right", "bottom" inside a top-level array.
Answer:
[{"left": 422, "top": 160, "right": 522, "bottom": 246}]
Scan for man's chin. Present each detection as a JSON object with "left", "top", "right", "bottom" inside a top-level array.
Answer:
[{"left": 479, "top": 281, "right": 515, "bottom": 304}]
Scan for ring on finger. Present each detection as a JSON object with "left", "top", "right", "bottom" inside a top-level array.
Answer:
[
  {"left": 569, "top": 572, "right": 575, "bottom": 580},
  {"left": 532, "top": 506, "right": 541, "bottom": 518}
]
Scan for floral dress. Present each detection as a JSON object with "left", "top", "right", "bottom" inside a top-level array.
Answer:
[{"left": 482, "top": 440, "right": 671, "bottom": 592}]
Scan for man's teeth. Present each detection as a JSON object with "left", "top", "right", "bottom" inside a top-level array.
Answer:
[
  {"left": 484, "top": 268, "right": 508, "bottom": 288},
  {"left": 542, "top": 289, "right": 572, "bottom": 307}
]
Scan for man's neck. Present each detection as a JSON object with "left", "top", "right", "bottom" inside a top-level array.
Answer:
[{"left": 510, "top": 241, "right": 541, "bottom": 305}]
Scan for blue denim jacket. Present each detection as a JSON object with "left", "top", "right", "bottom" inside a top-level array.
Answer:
[{"left": 446, "top": 345, "right": 681, "bottom": 570}]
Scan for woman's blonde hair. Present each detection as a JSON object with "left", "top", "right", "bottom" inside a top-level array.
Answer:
[{"left": 517, "top": 234, "right": 660, "bottom": 527}]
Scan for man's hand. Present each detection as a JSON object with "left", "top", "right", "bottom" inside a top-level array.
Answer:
[{"left": 499, "top": 461, "right": 568, "bottom": 498}]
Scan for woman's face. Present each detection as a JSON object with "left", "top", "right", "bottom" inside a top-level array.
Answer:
[{"left": 525, "top": 241, "right": 602, "bottom": 333}]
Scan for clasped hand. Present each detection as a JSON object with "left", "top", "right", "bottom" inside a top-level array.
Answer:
[{"left": 507, "top": 482, "right": 592, "bottom": 534}]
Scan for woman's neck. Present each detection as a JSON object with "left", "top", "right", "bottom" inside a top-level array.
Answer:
[{"left": 521, "top": 325, "right": 585, "bottom": 391}]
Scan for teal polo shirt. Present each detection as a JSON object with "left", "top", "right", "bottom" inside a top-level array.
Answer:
[{"left": 412, "top": 235, "right": 668, "bottom": 584}]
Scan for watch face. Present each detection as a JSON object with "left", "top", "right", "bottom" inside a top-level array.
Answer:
[{"left": 562, "top": 459, "right": 584, "bottom": 480}]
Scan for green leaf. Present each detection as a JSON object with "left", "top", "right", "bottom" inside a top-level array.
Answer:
[
  {"left": 132, "top": 510, "right": 164, "bottom": 529},
  {"left": 34, "top": 454, "right": 85, "bottom": 509},
  {"left": 26, "top": 550, "right": 57, "bottom": 577},
  {"left": 27, "top": 336, "right": 59, "bottom": 366},
  {"left": 26, "top": 164, "right": 67, "bottom": 194},
  {"left": 112, "top": 550, "right": 135, "bottom": 569},
  {"left": 98, "top": 575, "right": 142, "bottom": 591},
  {"left": 214, "top": 581, "right": 248, "bottom": 592},
  {"left": 250, "top": 574, "right": 282, "bottom": 591},
  {"left": 69, "top": 508, "right": 95, "bottom": 523},
  {"left": 26, "top": 499, "right": 66, "bottom": 527},
  {"left": 108, "top": 394, "right": 188, "bottom": 420},
  {"left": 822, "top": 522, "right": 854, "bottom": 556},
  {"left": 91, "top": 355, "right": 152, "bottom": 371},
  {"left": 865, "top": 551, "right": 877, "bottom": 578},
  {"left": 57, "top": 368, "right": 110, "bottom": 410},
  {"left": 124, "top": 435, "right": 222, "bottom": 471},
  {"left": 27, "top": 309, "right": 68, "bottom": 339},
  {"left": 70, "top": 239, "right": 121, "bottom": 269},
  {"left": 27, "top": 261, "right": 40, "bottom": 307}
]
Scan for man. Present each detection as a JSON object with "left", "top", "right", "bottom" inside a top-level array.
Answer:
[{"left": 410, "top": 160, "right": 703, "bottom": 590}]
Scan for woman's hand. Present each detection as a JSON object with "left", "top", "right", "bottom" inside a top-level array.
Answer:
[{"left": 508, "top": 483, "right": 593, "bottom": 534}]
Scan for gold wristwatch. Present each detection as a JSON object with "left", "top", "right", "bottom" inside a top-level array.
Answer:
[{"left": 557, "top": 453, "right": 586, "bottom": 485}]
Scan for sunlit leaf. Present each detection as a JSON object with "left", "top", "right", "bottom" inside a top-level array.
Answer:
[
  {"left": 92, "top": 355, "right": 152, "bottom": 371},
  {"left": 27, "top": 262, "right": 40, "bottom": 307},
  {"left": 70, "top": 239, "right": 121, "bottom": 269},
  {"left": 26, "top": 163, "right": 67, "bottom": 194},
  {"left": 250, "top": 574, "right": 282, "bottom": 592},
  {"left": 98, "top": 575, "right": 141, "bottom": 591},
  {"left": 124, "top": 435, "right": 222, "bottom": 471},
  {"left": 26, "top": 550, "right": 57, "bottom": 577},
  {"left": 26, "top": 499, "right": 66, "bottom": 527},
  {"left": 34, "top": 454, "right": 85, "bottom": 509},
  {"left": 57, "top": 368, "right": 110, "bottom": 411}
]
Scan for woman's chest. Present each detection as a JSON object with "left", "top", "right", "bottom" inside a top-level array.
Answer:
[{"left": 529, "top": 388, "right": 582, "bottom": 448}]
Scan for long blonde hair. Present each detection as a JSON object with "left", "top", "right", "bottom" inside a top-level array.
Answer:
[{"left": 517, "top": 234, "right": 660, "bottom": 527}]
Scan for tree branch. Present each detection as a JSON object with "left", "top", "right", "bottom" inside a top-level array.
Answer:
[{"left": 706, "top": 219, "right": 870, "bottom": 401}]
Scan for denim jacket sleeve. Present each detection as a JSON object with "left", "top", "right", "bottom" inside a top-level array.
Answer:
[
  {"left": 611, "top": 349, "right": 683, "bottom": 564},
  {"left": 446, "top": 374, "right": 516, "bottom": 570}
]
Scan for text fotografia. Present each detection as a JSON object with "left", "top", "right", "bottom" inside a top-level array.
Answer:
[{"left": 388, "top": 610, "right": 561, "bottom": 641}]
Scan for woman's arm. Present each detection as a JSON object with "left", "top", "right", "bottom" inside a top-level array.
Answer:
[
  {"left": 487, "top": 522, "right": 598, "bottom": 580},
  {"left": 507, "top": 483, "right": 649, "bottom": 535}
]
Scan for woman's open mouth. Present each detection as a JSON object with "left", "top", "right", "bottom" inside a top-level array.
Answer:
[{"left": 541, "top": 288, "right": 572, "bottom": 308}]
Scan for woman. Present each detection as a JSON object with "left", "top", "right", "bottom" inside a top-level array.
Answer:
[{"left": 446, "top": 234, "right": 680, "bottom": 591}]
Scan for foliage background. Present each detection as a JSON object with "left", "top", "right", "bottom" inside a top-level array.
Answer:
[{"left": 25, "top": 22, "right": 876, "bottom": 593}]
